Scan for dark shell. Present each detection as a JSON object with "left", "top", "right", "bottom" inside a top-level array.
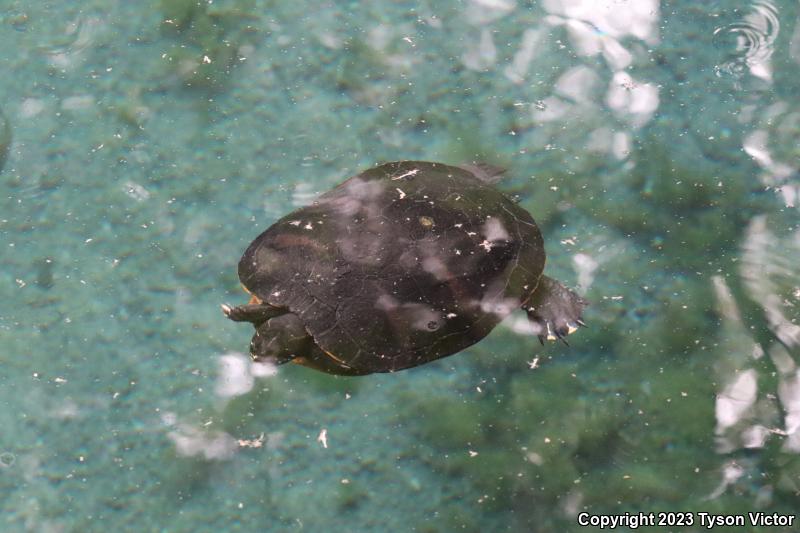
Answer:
[{"left": 239, "top": 161, "right": 545, "bottom": 372}]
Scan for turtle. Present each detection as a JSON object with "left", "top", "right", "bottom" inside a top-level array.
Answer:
[{"left": 223, "top": 161, "right": 587, "bottom": 376}]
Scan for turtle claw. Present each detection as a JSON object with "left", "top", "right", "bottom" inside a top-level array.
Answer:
[
  {"left": 525, "top": 276, "right": 587, "bottom": 346},
  {"left": 221, "top": 303, "right": 233, "bottom": 317}
]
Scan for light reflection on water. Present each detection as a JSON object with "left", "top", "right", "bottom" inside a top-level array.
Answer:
[
  {"left": 713, "top": 0, "right": 780, "bottom": 81},
  {"left": 0, "top": 0, "right": 799, "bottom": 530}
]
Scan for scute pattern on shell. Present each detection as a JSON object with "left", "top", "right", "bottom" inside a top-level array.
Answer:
[{"left": 239, "top": 161, "right": 545, "bottom": 372}]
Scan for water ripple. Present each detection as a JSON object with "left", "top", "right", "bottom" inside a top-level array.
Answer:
[{"left": 713, "top": 0, "right": 780, "bottom": 79}]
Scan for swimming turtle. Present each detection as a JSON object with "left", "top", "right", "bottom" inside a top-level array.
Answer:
[{"left": 223, "top": 161, "right": 587, "bottom": 375}]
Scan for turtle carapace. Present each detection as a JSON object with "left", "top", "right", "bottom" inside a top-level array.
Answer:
[{"left": 223, "top": 161, "right": 587, "bottom": 375}]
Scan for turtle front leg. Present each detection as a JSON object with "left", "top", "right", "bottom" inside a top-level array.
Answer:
[
  {"left": 525, "top": 276, "right": 588, "bottom": 345},
  {"left": 221, "top": 302, "right": 285, "bottom": 325}
]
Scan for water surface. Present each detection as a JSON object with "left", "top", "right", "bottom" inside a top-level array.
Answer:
[{"left": 1, "top": 0, "right": 799, "bottom": 531}]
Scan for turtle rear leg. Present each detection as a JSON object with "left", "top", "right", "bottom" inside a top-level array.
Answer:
[
  {"left": 525, "top": 276, "right": 588, "bottom": 345},
  {"left": 250, "top": 313, "right": 312, "bottom": 365},
  {"left": 221, "top": 302, "right": 285, "bottom": 325}
]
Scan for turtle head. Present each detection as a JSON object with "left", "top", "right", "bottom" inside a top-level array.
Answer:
[{"left": 249, "top": 313, "right": 311, "bottom": 365}]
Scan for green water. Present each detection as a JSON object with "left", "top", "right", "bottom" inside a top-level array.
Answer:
[{"left": 1, "top": 0, "right": 799, "bottom": 531}]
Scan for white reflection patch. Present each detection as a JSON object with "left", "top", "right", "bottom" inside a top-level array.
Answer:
[
  {"left": 322, "top": 178, "right": 385, "bottom": 217},
  {"left": 465, "top": 0, "right": 516, "bottom": 26},
  {"left": 504, "top": 28, "right": 543, "bottom": 84},
  {"left": 375, "top": 293, "right": 399, "bottom": 311},
  {"left": 406, "top": 304, "right": 442, "bottom": 331},
  {"left": 216, "top": 353, "right": 254, "bottom": 398},
  {"left": 482, "top": 217, "right": 509, "bottom": 242},
  {"left": 542, "top": 0, "right": 659, "bottom": 43},
  {"left": 573, "top": 253, "right": 597, "bottom": 293},
  {"left": 215, "top": 352, "right": 277, "bottom": 400},
  {"left": 715, "top": 369, "right": 758, "bottom": 432},
  {"left": 168, "top": 424, "right": 237, "bottom": 461},
  {"left": 607, "top": 72, "right": 659, "bottom": 128},
  {"left": 462, "top": 28, "right": 497, "bottom": 71},
  {"left": 742, "top": 217, "right": 800, "bottom": 347},
  {"left": 779, "top": 368, "right": 800, "bottom": 452},
  {"left": 422, "top": 255, "right": 450, "bottom": 280},
  {"left": 479, "top": 295, "right": 520, "bottom": 318}
]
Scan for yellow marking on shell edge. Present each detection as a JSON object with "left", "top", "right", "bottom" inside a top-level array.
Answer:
[
  {"left": 293, "top": 352, "right": 352, "bottom": 374},
  {"left": 241, "top": 284, "right": 263, "bottom": 304},
  {"left": 321, "top": 348, "right": 350, "bottom": 366},
  {"left": 419, "top": 216, "right": 434, "bottom": 227}
]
